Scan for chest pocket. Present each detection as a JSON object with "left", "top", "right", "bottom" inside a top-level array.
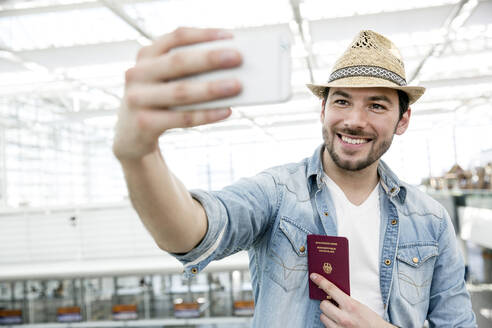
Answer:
[
  {"left": 396, "top": 243, "right": 439, "bottom": 305},
  {"left": 267, "top": 216, "right": 312, "bottom": 292}
]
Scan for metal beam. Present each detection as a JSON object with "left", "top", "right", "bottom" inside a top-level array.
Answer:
[
  {"left": 0, "top": 45, "right": 121, "bottom": 103},
  {"left": 422, "top": 74, "right": 492, "bottom": 89},
  {"left": 0, "top": 0, "right": 157, "bottom": 17},
  {"left": 408, "top": 0, "right": 480, "bottom": 83},
  {"left": 289, "top": 0, "right": 314, "bottom": 83},
  {"left": 99, "top": 0, "right": 154, "bottom": 41},
  {"left": 0, "top": 1, "right": 102, "bottom": 17},
  {"left": 308, "top": 4, "right": 457, "bottom": 43}
]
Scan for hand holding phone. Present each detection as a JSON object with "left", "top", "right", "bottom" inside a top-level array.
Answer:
[
  {"left": 171, "top": 26, "right": 292, "bottom": 110},
  {"left": 113, "top": 27, "right": 243, "bottom": 161},
  {"left": 113, "top": 26, "right": 291, "bottom": 162}
]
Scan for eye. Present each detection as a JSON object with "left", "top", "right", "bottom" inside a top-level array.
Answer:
[
  {"left": 334, "top": 99, "right": 349, "bottom": 105},
  {"left": 370, "top": 103, "right": 386, "bottom": 110}
]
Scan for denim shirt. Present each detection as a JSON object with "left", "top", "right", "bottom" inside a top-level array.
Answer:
[{"left": 173, "top": 145, "right": 476, "bottom": 328}]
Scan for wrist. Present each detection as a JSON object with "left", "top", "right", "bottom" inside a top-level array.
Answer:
[
  {"left": 117, "top": 148, "right": 161, "bottom": 169},
  {"left": 372, "top": 317, "right": 397, "bottom": 328},
  {"left": 112, "top": 137, "right": 160, "bottom": 162}
]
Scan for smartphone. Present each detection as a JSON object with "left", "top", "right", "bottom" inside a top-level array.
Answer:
[{"left": 170, "top": 26, "right": 292, "bottom": 110}]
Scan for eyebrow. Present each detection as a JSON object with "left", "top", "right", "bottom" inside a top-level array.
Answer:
[
  {"left": 331, "top": 90, "right": 351, "bottom": 98},
  {"left": 368, "top": 95, "right": 393, "bottom": 105},
  {"left": 331, "top": 91, "right": 393, "bottom": 105}
]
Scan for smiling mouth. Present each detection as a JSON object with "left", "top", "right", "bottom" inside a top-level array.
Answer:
[{"left": 336, "top": 133, "right": 373, "bottom": 145}]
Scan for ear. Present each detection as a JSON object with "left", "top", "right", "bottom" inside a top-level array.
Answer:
[
  {"left": 320, "top": 98, "right": 326, "bottom": 122},
  {"left": 395, "top": 107, "right": 411, "bottom": 135}
]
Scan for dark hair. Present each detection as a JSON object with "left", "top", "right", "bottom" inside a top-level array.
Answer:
[
  {"left": 396, "top": 90, "right": 409, "bottom": 120},
  {"left": 322, "top": 87, "right": 409, "bottom": 120}
]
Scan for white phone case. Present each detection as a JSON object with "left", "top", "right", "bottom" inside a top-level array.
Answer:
[{"left": 170, "top": 26, "right": 292, "bottom": 110}]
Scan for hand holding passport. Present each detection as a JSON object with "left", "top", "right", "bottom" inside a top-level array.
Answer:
[{"left": 307, "top": 235, "right": 350, "bottom": 301}]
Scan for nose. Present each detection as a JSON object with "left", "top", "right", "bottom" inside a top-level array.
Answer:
[{"left": 343, "top": 105, "right": 368, "bottom": 130}]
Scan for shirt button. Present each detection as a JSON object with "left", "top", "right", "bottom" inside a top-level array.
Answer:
[
  {"left": 191, "top": 267, "right": 198, "bottom": 274},
  {"left": 384, "top": 259, "right": 391, "bottom": 266},
  {"left": 391, "top": 219, "right": 397, "bottom": 225},
  {"left": 390, "top": 187, "right": 397, "bottom": 193},
  {"left": 323, "top": 212, "right": 329, "bottom": 216},
  {"left": 299, "top": 246, "right": 305, "bottom": 253},
  {"left": 412, "top": 257, "right": 419, "bottom": 264}
]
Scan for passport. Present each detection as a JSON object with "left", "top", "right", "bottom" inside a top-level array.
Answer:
[{"left": 307, "top": 234, "right": 350, "bottom": 301}]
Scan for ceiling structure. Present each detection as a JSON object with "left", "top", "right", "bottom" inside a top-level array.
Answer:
[
  {"left": 0, "top": 0, "right": 491, "bottom": 207},
  {"left": 0, "top": 0, "right": 490, "bottom": 140}
]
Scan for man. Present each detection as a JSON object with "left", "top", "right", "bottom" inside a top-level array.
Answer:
[{"left": 113, "top": 28, "right": 476, "bottom": 327}]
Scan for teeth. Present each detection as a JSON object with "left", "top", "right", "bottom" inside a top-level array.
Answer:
[{"left": 341, "top": 135, "right": 369, "bottom": 145}]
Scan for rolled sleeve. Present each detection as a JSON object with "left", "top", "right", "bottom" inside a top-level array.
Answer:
[
  {"left": 171, "top": 189, "right": 228, "bottom": 278},
  {"left": 169, "top": 171, "right": 279, "bottom": 278}
]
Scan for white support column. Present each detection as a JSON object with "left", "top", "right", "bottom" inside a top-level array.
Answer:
[{"left": 0, "top": 120, "right": 7, "bottom": 207}]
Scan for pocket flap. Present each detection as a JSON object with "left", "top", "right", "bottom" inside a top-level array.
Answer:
[
  {"left": 397, "top": 244, "right": 438, "bottom": 268},
  {"left": 278, "top": 216, "right": 311, "bottom": 257}
]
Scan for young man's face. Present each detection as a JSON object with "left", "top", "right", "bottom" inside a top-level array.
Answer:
[{"left": 321, "top": 87, "right": 410, "bottom": 172}]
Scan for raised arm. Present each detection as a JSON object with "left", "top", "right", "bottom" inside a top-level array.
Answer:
[{"left": 112, "top": 27, "right": 242, "bottom": 253}]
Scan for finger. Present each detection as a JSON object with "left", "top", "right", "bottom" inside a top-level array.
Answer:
[
  {"left": 320, "top": 313, "right": 338, "bottom": 328},
  {"left": 137, "top": 27, "right": 233, "bottom": 60},
  {"left": 126, "top": 79, "right": 241, "bottom": 108},
  {"left": 137, "top": 108, "right": 232, "bottom": 135},
  {"left": 310, "top": 273, "right": 349, "bottom": 308},
  {"left": 131, "top": 47, "right": 242, "bottom": 83},
  {"left": 320, "top": 300, "right": 344, "bottom": 325}
]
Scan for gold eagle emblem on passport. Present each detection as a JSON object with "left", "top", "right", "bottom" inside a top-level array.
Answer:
[{"left": 323, "top": 262, "right": 332, "bottom": 274}]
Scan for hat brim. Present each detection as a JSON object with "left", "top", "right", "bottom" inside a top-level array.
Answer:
[{"left": 306, "top": 76, "right": 425, "bottom": 105}]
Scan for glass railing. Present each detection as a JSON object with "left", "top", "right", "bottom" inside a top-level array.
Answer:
[{"left": 0, "top": 270, "right": 253, "bottom": 325}]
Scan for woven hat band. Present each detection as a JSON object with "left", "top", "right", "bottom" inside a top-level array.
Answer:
[{"left": 328, "top": 65, "right": 407, "bottom": 87}]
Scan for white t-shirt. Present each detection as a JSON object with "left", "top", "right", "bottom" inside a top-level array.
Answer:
[{"left": 323, "top": 175, "right": 385, "bottom": 317}]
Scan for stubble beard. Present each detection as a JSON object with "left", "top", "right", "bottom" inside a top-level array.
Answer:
[{"left": 322, "top": 126, "right": 394, "bottom": 171}]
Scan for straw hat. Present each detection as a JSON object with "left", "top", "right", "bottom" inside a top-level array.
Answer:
[{"left": 306, "top": 30, "right": 425, "bottom": 104}]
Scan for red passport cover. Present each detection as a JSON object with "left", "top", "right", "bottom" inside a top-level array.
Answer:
[{"left": 307, "top": 234, "right": 350, "bottom": 300}]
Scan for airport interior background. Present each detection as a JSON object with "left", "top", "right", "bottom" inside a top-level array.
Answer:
[{"left": 0, "top": 0, "right": 491, "bottom": 327}]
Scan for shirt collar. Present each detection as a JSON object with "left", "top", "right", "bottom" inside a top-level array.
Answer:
[
  {"left": 377, "top": 160, "right": 407, "bottom": 203},
  {"left": 306, "top": 144, "right": 406, "bottom": 203},
  {"left": 306, "top": 145, "right": 325, "bottom": 191}
]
